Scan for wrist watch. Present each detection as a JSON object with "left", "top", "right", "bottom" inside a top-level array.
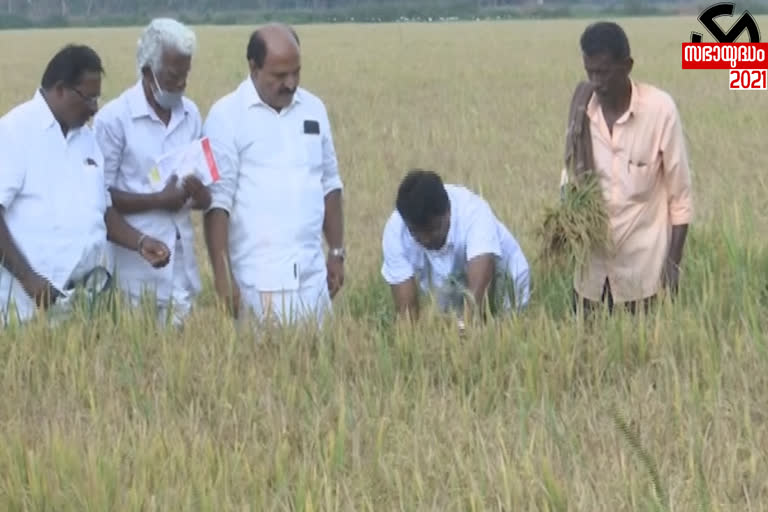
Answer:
[{"left": 329, "top": 247, "right": 345, "bottom": 260}]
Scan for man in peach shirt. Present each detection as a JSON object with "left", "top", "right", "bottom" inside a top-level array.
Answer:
[{"left": 561, "top": 21, "right": 693, "bottom": 315}]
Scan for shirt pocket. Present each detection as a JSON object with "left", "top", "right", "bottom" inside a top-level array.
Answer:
[
  {"left": 82, "top": 160, "right": 108, "bottom": 214},
  {"left": 623, "top": 156, "right": 659, "bottom": 202}
]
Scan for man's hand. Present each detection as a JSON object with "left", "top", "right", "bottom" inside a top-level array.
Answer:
[
  {"left": 322, "top": 190, "right": 344, "bottom": 296},
  {"left": 20, "top": 272, "right": 63, "bottom": 309},
  {"left": 663, "top": 224, "right": 688, "bottom": 298},
  {"left": 214, "top": 273, "right": 240, "bottom": 318},
  {"left": 327, "top": 254, "right": 344, "bottom": 299},
  {"left": 182, "top": 175, "right": 203, "bottom": 197},
  {"left": 184, "top": 175, "right": 212, "bottom": 210},
  {"left": 662, "top": 259, "right": 680, "bottom": 295},
  {"left": 158, "top": 175, "right": 189, "bottom": 212},
  {"left": 465, "top": 254, "right": 496, "bottom": 323},
  {"left": 139, "top": 236, "right": 171, "bottom": 268},
  {"left": 204, "top": 208, "right": 238, "bottom": 317},
  {"left": 391, "top": 278, "right": 419, "bottom": 321}
]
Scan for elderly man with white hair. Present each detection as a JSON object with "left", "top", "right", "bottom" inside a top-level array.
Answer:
[{"left": 93, "top": 17, "right": 211, "bottom": 327}]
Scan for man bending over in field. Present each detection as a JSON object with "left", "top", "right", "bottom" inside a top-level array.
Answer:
[
  {"left": 381, "top": 169, "right": 530, "bottom": 325},
  {"left": 562, "top": 21, "right": 694, "bottom": 315}
]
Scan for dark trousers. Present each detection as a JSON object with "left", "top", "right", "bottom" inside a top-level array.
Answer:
[{"left": 572, "top": 278, "right": 656, "bottom": 316}]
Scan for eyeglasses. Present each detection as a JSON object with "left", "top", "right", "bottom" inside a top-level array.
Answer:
[{"left": 69, "top": 87, "right": 100, "bottom": 107}]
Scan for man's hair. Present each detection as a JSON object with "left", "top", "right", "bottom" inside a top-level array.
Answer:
[
  {"left": 136, "top": 18, "right": 197, "bottom": 77},
  {"left": 396, "top": 169, "right": 450, "bottom": 228},
  {"left": 40, "top": 44, "right": 104, "bottom": 90},
  {"left": 246, "top": 24, "right": 300, "bottom": 68},
  {"left": 580, "top": 21, "right": 631, "bottom": 61}
]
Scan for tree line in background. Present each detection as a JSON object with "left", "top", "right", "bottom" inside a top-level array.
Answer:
[{"left": 2, "top": 0, "right": 767, "bottom": 28}]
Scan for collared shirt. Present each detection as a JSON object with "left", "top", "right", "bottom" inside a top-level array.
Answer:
[
  {"left": 381, "top": 184, "right": 531, "bottom": 312},
  {"left": 203, "top": 78, "right": 343, "bottom": 292},
  {"left": 560, "top": 80, "right": 694, "bottom": 302},
  {"left": 0, "top": 89, "right": 110, "bottom": 322},
  {"left": 93, "top": 80, "right": 203, "bottom": 302}
]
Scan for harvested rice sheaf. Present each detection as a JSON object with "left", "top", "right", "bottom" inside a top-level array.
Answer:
[{"left": 536, "top": 171, "right": 611, "bottom": 272}]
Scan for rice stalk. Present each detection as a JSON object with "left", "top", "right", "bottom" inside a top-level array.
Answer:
[
  {"left": 535, "top": 170, "right": 611, "bottom": 273},
  {"left": 611, "top": 405, "right": 669, "bottom": 511}
]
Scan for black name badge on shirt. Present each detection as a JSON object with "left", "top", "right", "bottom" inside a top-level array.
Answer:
[{"left": 303, "top": 120, "right": 320, "bottom": 135}]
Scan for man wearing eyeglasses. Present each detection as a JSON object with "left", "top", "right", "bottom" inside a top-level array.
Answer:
[
  {"left": 0, "top": 44, "right": 171, "bottom": 325},
  {"left": 94, "top": 18, "right": 210, "bottom": 327}
]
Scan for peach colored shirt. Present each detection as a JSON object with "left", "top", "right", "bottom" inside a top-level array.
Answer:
[{"left": 560, "top": 80, "right": 693, "bottom": 303}]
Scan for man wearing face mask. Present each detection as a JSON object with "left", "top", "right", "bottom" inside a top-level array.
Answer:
[
  {"left": 93, "top": 18, "right": 211, "bottom": 327},
  {"left": 203, "top": 23, "right": 345, "bottom": 329}
]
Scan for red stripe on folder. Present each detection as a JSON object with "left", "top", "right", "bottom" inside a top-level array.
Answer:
[{"left": 201, "top": 137, "right": 220, "bottom": 182}]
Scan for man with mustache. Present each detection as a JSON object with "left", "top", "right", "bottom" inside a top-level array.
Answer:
[
  {"left": 562, "top": 21, "right": 694, "bottom": 315},
  {"left": 203, "top": 23, "right": 345, "bottom": 329},
  {"left": 0, "top": 44, "right": 170, "bottom": 324},
  {"left": 94, "top": 18, "right": 211, "bottom": 327}
]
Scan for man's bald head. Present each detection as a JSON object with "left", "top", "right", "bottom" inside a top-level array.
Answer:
[
  {"left": 246, "top": 23, "right": 300, "bottom": 69},
  {"left": 246, "top": 23, "right": 302, "bottom": 111}
]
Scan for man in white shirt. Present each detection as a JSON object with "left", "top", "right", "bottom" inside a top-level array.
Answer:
[
  {"left": 0, "top": 44, "right": 171, "bottom": 325},
  {"left": 381, "top": 169, "right": 531, "bottom": 324},
  {"left": 93, "top": 18, "right": 210, "bottom": 327},
  {"left": 203, "top": 23, "right": 345, "bottom": 328}
]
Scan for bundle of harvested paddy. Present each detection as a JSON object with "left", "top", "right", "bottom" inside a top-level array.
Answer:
[{"left": 536, "top": 170, "right": 611, "bottom": 272}]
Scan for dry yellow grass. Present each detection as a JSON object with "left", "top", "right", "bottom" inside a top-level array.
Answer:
[{"left": 0, "top": 18, "right": 768, "bottom": 510}]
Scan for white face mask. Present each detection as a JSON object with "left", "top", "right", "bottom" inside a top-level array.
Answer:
[{"left": 151, "top": 69, "right": 183, "bottom": 110}]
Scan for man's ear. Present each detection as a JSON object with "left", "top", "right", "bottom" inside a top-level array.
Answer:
[
  {"left": 51, "top": 80, "right": 66, "bottom": 97},
  {"left": 626, "top": 56, "right": 634, "bottom": 74}
]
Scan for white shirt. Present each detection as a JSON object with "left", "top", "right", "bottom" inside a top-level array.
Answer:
[
  {"left": 381, "top": 184, "right": 531, "bottom": 312},
  {"left": 0, "top": 90, "right": 110, "bottom": 322},
  {"left": 93, "top": 81, "right": 203, "bottom": 302},
  {"left": 203, "top": 79, "right": 343, "bottom": 292}
]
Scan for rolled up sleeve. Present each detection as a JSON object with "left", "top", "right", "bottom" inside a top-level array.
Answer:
[
  {"left": 320, "top": 110, "right": 343, "bottom": 196},
  {"left": 466, "top": 199, "right": 530, "bottom": 310},
  {"left": 0, "top": 125, "right": 25, "bottom": 209},
  {"left": 202, "top": 103, "right": 239, "bottom": 214},
  {"left": 465, "top": 200, "right": 503, "bottom": 261},
  {"left": 381, "top": 216, "right": 414, "bottom": 285},
  {"left": 660, "top": 101, "right": 693, "bottom": 226}
]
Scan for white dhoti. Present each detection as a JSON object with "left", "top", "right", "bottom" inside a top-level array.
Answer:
[
  {"left": 237, "top": 263, "right": 331, "bottom": 331},
  {"left": 160, "top": 239, "right": 196, "bottom": 327},
  {"left": 122, "top": 238, "right": 197, "bottom": 327}
]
